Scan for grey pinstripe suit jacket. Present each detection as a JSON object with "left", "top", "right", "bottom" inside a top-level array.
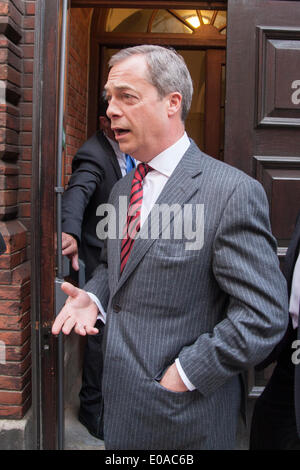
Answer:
[{"left": 85, "top": 140, "right": 288, "bottom": 450}]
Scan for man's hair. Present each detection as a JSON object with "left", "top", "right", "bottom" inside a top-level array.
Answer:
[{"left": 109, "top": 45, "right": 193, "bottom": 122}]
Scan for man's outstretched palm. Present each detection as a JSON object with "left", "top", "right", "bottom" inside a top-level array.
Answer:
[{"left": 52, "top": 282, "right": 99, "bottom": 336}]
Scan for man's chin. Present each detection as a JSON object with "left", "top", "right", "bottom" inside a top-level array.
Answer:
[{"left": 118, "top": 142, "right": 133, "bottom": 155}]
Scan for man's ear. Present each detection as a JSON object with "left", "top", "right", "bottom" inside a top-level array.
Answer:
[{"left": 167, "top": 92, "right": 182, "bottom": 117}]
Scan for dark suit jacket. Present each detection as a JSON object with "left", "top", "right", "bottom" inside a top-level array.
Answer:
[
  {"left": 283, "top": 212, "right": 300, "bottom": 297},
  {"left": 256, "top": 211, "right": 300, "bottom": 366},
  {"left": 287, "top": 212, "right": 300, "bottom": 435},
  {"left": 62, "top": 130, "right": 122, "bottom": 280},
  {"left": 256, "top": 210, "right": 300, "bottom": 435}
]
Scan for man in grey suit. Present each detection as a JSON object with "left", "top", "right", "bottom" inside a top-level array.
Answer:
[{"left": 52, "top": 45, "right": 288, "bottom": 450}]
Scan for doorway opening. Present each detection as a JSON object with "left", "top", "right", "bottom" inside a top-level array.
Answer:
[{"left": 61, "top": 4, "right": 228, "bottom": 449}]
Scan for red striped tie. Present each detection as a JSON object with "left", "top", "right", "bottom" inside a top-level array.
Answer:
[{"left": 120, "top": 163, "right": 152, "bottom": 273}]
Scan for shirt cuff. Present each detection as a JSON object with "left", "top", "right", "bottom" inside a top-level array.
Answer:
[
  {"left": 175, "top": 358, "right": 196, "bottom": 391},
  {"left": 86, "top": 292, "right": 107, "bottom": 324}
]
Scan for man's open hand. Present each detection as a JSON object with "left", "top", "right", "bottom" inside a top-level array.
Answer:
[{"left": 52, "top": 282, "right": 99, "bottom": 336}]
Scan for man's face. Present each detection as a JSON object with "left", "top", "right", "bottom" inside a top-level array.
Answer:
[
  {"left": 99, "top": 115, "right": 116, "bottom": 141},
  {"left": 105, "top": 55, "right": 173, "bottom": 162}
]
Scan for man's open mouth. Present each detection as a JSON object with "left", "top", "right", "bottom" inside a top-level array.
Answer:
[{"left": 113, "top": 128, "right": 130, "bottom": 138}]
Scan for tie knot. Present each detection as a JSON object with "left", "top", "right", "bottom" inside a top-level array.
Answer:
[{"left": 135, "top": 163, "right": 152, "bottom": 182}]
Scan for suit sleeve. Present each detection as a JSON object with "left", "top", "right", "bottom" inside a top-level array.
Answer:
[
  {"left": 62, "top": 154, "right": 105, "bottom": 243},
  {"left": 178, "top": 178, "right": 289, "bottom": 397},
  {"left": 83, "top": 241, "right": 110, "bottom": 312}
]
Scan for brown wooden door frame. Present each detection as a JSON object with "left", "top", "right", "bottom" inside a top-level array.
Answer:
[
  {"left": 32, "top": 0, "right": 62, "bottom": 450},
  {"left": 72, "top": 0, "right": 227, "bottom": 8}
]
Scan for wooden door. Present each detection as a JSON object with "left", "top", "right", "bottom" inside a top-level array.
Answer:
[
  {"left": 225, "top": 0, "right": 300, "bottom": 398},
  {"left": 205, "top": 49, "right": 226, "bottom": 159}
]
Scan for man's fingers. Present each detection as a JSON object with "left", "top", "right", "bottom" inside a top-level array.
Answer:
[
  {"left": 62, "top": 239, "right": 70, "bottom": 250},
  {"left": 62, "top": 245, "right": 75, "bottom": 256},
  {"left": 52, "top": 305, "right": 70, "bottom": 335},
  {"left": 85, "top": 325, "right": 99, "bottom": 335},
  {"left": 61, "top": 315, "right": 76, "bottom": 335},
  {"left": 71, "top": 253, "right": 79, "bottom": 271},
  {"left": 61, "top": 281, "right": 80, "bottom": 298},
  {"left": 74, "top": 322, "right": 87, "bottom": 336}
]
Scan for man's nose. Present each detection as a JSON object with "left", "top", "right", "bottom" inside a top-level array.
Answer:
[{"left": 106, "top": 98, "right": 121, "bottom": 119}]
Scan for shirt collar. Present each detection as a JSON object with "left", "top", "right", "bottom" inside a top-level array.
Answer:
[
  {"left": 105, "top": 134, "right": 126, "bottom": 161},
  {"left": 145, "top": 132, "right": 190, "bottom": 177}
]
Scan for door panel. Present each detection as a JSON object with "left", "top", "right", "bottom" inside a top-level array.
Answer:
[{"left": 225, "top": 0, "right": 300, "bottom": 398}]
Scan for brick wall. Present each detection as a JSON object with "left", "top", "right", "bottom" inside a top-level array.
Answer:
[
  {"left": 0, "top": 0, "right": 94, "bottom": 421},
  {"left": 0, "top": 0, "right": 34, "bottom": 419},
  {"left": 65, "top": 7, "right": 93, "bottom": 184}
]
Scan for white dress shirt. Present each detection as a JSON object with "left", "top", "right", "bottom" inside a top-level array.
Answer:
[
  {"left": 106, "top": 135, "right": 128, "bottom": 177},
  {"left": 289, "top": 249, "right": 300, "bottom": 329},
  {"left": 89, "top": 132, "right": 196, "bottom": 390}
]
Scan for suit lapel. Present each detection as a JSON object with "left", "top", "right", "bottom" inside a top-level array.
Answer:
[{"left": 112, "top": 141, "right": 203, "bottom": 294}]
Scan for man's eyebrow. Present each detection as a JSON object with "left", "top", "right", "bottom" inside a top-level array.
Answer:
[{"left": 104, "top": 84, "right": 137, "bottom": 93}]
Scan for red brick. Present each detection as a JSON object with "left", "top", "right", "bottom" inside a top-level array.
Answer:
[
  {"left": 0, "top": 64, "right": 21, "bottom": 87},
  {"left": 18, "top": 203, "right": 31, "bottom": 218},
  {"left": 23, "top": 16, "right": 34, "bottom": 30},
  {"left": 0, "top": 250, "right": 26, "bottom": 270},
  {"left": 22, "top": 30, "right": 34, "bottom": 44},
  {"left": 22, "top": 88, "right": 32, "bottom": 102},
  {"left": 22, "top": 73, "right": 32, "bottom": 88},
  {"left": 0, "top": 395, "right": 31, "bottom": 418},
  {"left": 0, "top": 189, "right": 17, "bottom": 206},
  {"left": 23, "top": 59, "right": 33, "bottom": 73},
  {"left": 0, "top": 382, "right": 31, "bottom": 405},
  {"left": 22, "top": 44, "right": 34, "bottom": 59},
  {"left": 0, "top": 310, "right": 30, "bottom": 330},
  {"left": 18, "top": 189, "right": 30, "bottom": 203},
  {"left": 19, "top": 133, "right": 32, "bottom": 146},
  {"left": 0, "top": 295, "right": 29, "bottom": 316},
  {"left": 0, "top": 113, "right": 20, "bottom": 132},
  {"left": 0, "top": 322, "right": 31, "bottom": 346},
  {"left": 0, "top": 366, "right": 30, "bottom": 390},
  {"left": 20, "top": 147, "right": 31, "bottom": 160},
  {"left": 5, "top": 338, "right": 30, "bottom": 362},
  {"left": 18, "top": 174, "right": 31, "bottom": 189},
  {"left": 0, "top": 174, "right": 18, "bottom": 190},
  {"left": 19, "top": 102, "right": 32, "bottom": 116},
  {"left": 25, "top": 2, "right": 35, "bottom": 16},
  {"left": 0, "top": 220, "right": 27, "bottom": 254},
  {"left": 0, "top": 351, "right": 31, "bottom": 376}
]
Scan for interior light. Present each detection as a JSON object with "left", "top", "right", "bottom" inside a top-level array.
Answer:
[
  {"left": 186, "top": 16, "right": 200, "bottom": 28},
  {"left": 186, "top": 15, "right": 210, "bottom": 29}
]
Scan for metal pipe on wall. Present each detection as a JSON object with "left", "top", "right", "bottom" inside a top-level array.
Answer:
[{"left": 55, "top": 0, "right": 69, "bottom": 451}]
